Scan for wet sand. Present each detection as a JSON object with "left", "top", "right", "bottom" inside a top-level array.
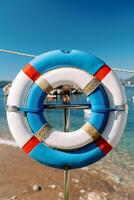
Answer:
[{"left": 0, "top": 144, "right": 134, "bottom": 200}]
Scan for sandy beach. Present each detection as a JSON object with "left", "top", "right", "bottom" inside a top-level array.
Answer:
[{"left": 0, "top": 144, "right": 133, "bottom": 200}]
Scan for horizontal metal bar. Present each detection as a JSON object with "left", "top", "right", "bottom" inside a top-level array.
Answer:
[
  {"left": 43, "top": 104, "right": 90, "bottom": 109},
  {"left": 6, "top": 104, "right": 90, "bottom": 112},
  {"left": 7, "top": 104, "right": 127, "bottom": 112}
]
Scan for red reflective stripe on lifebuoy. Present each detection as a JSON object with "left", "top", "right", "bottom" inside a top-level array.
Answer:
[
  {"left": 23, "top": 64, "right": 40, "bottom": 81},
  {"left": 94, "top": 65, "right": 111, "bottom": 81},
  {"left": 95, "top": 136, "right": 112, "bottom": 154},
  {"left": 22, "top": 136, "right": 40, "bottom": 154}
]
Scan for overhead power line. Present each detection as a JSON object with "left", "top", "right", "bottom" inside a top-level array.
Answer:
[{"left": 0, "top": 49, "right": 134, "bottom": 73}]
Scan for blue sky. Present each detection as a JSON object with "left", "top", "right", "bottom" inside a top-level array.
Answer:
[{"left": 0, "top": 0, "right": 134, "bottom": 80}]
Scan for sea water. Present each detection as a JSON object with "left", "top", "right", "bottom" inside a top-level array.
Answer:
[{"left": 0, "top": 88, "right": 134, "bottom": 186}]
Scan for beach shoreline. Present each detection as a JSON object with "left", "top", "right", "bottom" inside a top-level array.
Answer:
[{"left": 0, "top": 144, "right": 133, "bottom": 200}]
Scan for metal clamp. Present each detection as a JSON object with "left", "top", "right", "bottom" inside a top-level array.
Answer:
[
  {"left": 115, "top": 104, "right": 128, "bottom": 111},
  {"left": 6, "top": 105, "right": 19, "bottom": 112}
]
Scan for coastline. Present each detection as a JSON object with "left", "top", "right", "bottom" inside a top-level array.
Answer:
[{"left": 0, "top": 144, "right": 134, "bottom": 200}]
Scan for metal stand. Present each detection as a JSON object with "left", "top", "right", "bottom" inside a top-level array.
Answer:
[
  {"left": 64, "top": 106, "right": 70, "bottom": 200},
  {"left": 63, "top": 85, "right": 70, "bottom": 200},
  {"left": 64, "top": 167, "right": 70, "bottom": 200},
  {"left": 64, "top": 107, "right": 70, "bottom": 132}
]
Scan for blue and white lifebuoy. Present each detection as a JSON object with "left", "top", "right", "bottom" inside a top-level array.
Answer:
[{"left": 7, "top": 49, "right": 127, "bottom": 169}]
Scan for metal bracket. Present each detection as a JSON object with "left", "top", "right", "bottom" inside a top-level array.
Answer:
[{"left": 6, "top": 105, "right": 19, "bottom": 112}]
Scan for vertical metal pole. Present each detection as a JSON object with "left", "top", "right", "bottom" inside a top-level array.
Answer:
[
  {"left": 63, "top": 85, "right": 70, "bottom": 200},
  {"left": 64, "top": 167, "right": 70, "bottom": 200},
  {"left": 64, "top": 107, "right": 70, "bottom": 132}
]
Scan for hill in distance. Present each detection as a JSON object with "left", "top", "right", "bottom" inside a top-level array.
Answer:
[
  {"left": 125, "top": 76, "right": 134, "bottom": 84},
  {"left": 0, "top": 81, "right": 11, "bottom": 88}
]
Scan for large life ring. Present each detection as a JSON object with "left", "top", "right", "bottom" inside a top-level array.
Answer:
[{"left": 7, "top": 49, "right": 127, "bottom": 169}]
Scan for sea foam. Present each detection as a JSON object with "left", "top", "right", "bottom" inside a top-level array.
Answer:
[{"left": 0, "top": 138, "right": 17, "bottom": 147}]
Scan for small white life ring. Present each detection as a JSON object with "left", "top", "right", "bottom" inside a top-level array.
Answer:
[{"left": 27, "top": 67, "right": 107, "bottom": 149}]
